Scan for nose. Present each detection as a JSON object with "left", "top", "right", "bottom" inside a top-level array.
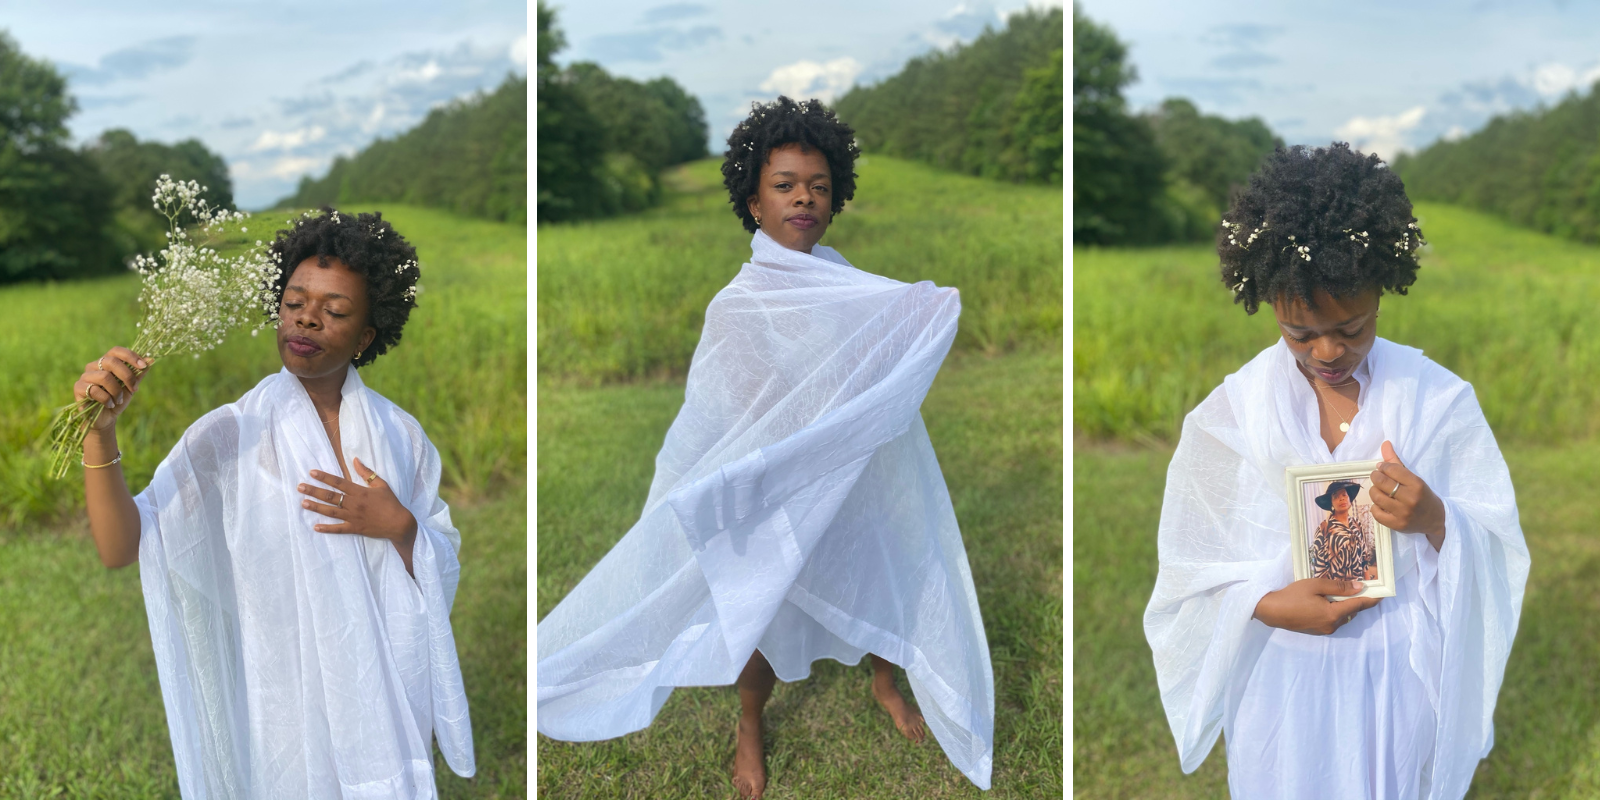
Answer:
[
  {"left": 793, "top": 187, "right": 814, "bottom": 206},
  {"left": 1311, "top": 339, "right": 1344, "bottom": 364}
]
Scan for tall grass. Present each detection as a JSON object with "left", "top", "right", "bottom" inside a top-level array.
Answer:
[
  {"left": 0, "top": 205, "right": 526, "bottom": 528},
  {"left": 537, "top": 156, "right": 1063, "bottom": 383},
  {"left": 1074, "top": 201, "right": 1600, "bottom": 444}
]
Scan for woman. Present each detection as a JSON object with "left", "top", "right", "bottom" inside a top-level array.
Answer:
[
  {"left": 1309, "top": 481, "right": 1376, "bottom": 582},
  {"left": 76, "top": 209, "right": 474, "bottom": 798},
  {"left": 536, "top": 97, "right": 994, "bottom": 798},
  {"left": 1144, "top": 144, "right": 1529, "bottom": 799}
]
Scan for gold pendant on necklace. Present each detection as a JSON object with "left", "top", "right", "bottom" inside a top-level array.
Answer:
[{"left": 1339, "top": 422, "right": 1350, "bottom": 433}]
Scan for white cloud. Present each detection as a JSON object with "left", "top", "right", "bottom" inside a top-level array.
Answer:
[
  {"left": 510, "top": 33, "right": 527, "bottom": 66},
  {"left": 1444, "top": 125, "right": 1467, "bottom": 142},
  {"left": 1334, "top": 105, "right": 1426, "bottom": 161},
  {"left": 395, "top": 59, "right": 443, "bottom": 83},
  {"left": 249, "top": 125, "right": 327, "bottom": 152},
  {"left": 1533, "top": 63, "right": 1577, "bottom": 96},
  {"left": 758, "top": 57, "right": 862, "bottom": 102},
  {"left": 231, "top": 155, "right": 326, "bottom": 181}
]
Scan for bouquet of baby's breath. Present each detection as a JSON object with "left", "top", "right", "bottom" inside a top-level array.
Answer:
[{"left": 45, "top": 175, "right": 283, "bottom": 479}]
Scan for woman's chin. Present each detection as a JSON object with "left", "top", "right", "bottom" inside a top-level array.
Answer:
[{"left": 279, "top": 350, "right": 344, "bottom": 378}]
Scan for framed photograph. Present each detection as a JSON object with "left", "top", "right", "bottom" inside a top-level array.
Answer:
[{"left": 1285, "top": 460, "right": 1396, "bottom": 601}]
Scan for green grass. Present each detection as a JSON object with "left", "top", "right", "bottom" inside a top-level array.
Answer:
[
  {"left": 1074, "top": 203, "right": 1600, "bottom": 797},
  {"left": 0, "top": 204, "right": 526, "bottom": 796},
  {"left": 1, "top": 205, "right": 525, "bottom": 527},
  {"left": 535, "top": 155, "right": 1063, "bottom": 797},
  {"left": 536, "top": 156, "right": 1063, "bottom": 384},
  {"left": 1075, "top": 202, "right": 1600, "bottom": 445},
  {"left": 536, "top": 349, "right": 1062, "bottom": 799}
]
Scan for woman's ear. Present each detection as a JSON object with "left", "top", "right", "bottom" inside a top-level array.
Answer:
[
  {"left": 360, "top": 327, "right": 376, "bottom": 354},
  {"left": 747, "top": 195, "right": 760, "bottom": 220}
]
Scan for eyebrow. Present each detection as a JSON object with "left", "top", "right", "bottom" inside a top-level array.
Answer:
[
  {"left": 285, "top": 284, "right": 352, "bottom": 301},
  {"left": 770, "top": 170, "right": 830, "bottom": 180},
  {"left": 1282, "top": 311, "right": 1367, "bottom": 330}
]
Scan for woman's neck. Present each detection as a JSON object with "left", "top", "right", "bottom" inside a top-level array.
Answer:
[
  {"left": 298, "top": 369, "right": 347, "bottom": 414},
  {"left": 1332, "top": 509, "right": 1350, "bottom": 525}
]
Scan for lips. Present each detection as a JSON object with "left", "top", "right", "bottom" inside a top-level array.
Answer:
[
  {"left": 786, "top": 213, "right": 817, "bottom": 230},
  {"left": 1312, "top": 365, "right": 1349, "bottom": 383},
  {"left": 286, "top": 335, "right": 323, "bottom": 358}
]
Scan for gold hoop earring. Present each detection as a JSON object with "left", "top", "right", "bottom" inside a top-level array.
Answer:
[
  {"left": 353, "top": 349, "right": 362, "bottom": 363},
  {"left": 754, "top": 215, "right": 762, "bottom": 226}
]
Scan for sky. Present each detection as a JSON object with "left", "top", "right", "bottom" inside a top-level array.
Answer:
[
  {"left": 546, "top": 0, "right": 1065, "bottom": 155},
  {"left": 2, "top": 0, "right": 526, "bottom": 209},
  {"left": 1077, "top": 0, "right": 1600, "bottom": 162}
]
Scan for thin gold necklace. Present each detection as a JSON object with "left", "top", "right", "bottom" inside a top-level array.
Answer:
[{"left": 1307, "top": 374, "right": 1357, "bottom": 433}]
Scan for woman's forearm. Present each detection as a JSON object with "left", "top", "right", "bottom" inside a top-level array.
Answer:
[{"left": 84, "top": 426, "right": 141, "bottom": 568}]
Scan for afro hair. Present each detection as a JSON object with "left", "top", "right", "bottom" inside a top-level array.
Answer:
[
  {"left": 266, "top": 207, "right": 420, "bottom": 368},
  {"left": 1219, "top": 142, "right": 1424, "bottom": 315},
  {"left": 720, "top": 96, "right": 861, "bottom": 233}
]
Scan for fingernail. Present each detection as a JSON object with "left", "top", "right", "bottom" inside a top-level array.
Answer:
[
  {"left": 301, "top": 500, "right": 311, "bottom": 508},
  {"left": 298, "top": 484, "right": 306, "bottom": 491},
  {"left": 1354, "top": 581, "right": 1365, "bottom": 589}
]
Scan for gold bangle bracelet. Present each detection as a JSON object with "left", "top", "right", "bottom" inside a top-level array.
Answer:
[{"left": 83, "top": 451, "right": 122, "bottom": 469}]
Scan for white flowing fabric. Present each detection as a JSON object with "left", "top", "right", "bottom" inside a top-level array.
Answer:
[
  {"left": 1145, "top": 337, "right": 1529, "bottom": 799},
  {"left": 136, "top": 365, "right": 475, "bottom": 799},
  {"left": 537, "top": 230, "right": 995, "bottom": 789}
]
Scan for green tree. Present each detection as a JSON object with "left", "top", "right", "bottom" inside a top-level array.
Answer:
[
  {"left": 1396, "top": 85, "right": 1600, "bottom": 243},
  {"left": 0, "top": 31, "right": 116, "bottom": 282},
  {"left": 833, "top": 6, "right": 1064, "bottom": 184},
  {"left": 85, "top": 128, "right": 234, "bottom": 256},
  {"left": 1143, "top": 97, "right": 1282, "bottom": 240},
  {"left": 283, "top": 73, "right": 527, "bottom": 223},
  {"left": 1071, "top": 3, "right": 1164, "bottom": 244},
  {"left": 536, "top": 2, "right": 605, "bottom": 222}
]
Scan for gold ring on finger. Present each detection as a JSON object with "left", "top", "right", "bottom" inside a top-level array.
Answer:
[
  {"left": 337, "top": 494, "right": 345, "bottom": 509},
  {"left": 98, "top": 357, "right": 104, "bottom": 371},
  {"left": 1389, "top": 480, "right": 1400, "bottom": 498}
]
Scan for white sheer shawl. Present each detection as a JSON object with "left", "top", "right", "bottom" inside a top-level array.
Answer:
[
  {"left": 1145, "top": 337, "right": 1529, "bottom": 798},
  {"left": 135, "top": 365, "right": 474, "bottom": 799},
  {"left": 536, "top": 230, "right": 995, "bottom": 789}
]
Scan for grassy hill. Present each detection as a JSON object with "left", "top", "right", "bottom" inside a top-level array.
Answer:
[
  {"left": 536, "top": 155, "right": 1063, "bottom": 798},
  {"left": 1074, "top": 203, "right": 1600, "bottom": 797},
  {"left": 0, "top": 205, "right": 526, "bottom": 796}
]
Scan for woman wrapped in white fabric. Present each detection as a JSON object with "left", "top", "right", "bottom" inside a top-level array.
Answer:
[
  {"left": 537, "top": 97, "right": 994, "bottom": 798},
  {"left": 1144, "top": 143, "right": 1530, "bottom": 799},
  {"left": 76, "top": 209, "right": 474, "bottom": 798}
]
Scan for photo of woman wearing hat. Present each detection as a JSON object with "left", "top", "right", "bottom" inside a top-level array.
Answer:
[{"left": 1308, "top": 480, "right": 1377, "bottom": 582}]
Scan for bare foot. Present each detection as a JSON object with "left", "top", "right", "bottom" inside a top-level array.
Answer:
[
  {"left": 732, "top": 715, "right": 766, "bottom": 799},
  {"left": 872, "top": 671, "right": 927, "bottom": 744}
]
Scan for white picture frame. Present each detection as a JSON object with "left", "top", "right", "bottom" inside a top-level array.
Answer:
[{"left": 1285, "top": 460, "right": 1396, "bottom": 601}]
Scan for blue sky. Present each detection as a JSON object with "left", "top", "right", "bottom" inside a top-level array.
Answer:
[
  {"left": 1077, "top": 0, "right": 1600, "bottom": 162},
  {"left": 2, "top": 0, "right": 526, "bottom": 209},
  {"left": 546, "top": 0, "right": 1065, "bottom": 155}
]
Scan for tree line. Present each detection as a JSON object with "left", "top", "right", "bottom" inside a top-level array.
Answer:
[
  {"left": 833, "top": 6, "right": 1064, "bottom": 185},
  {"left": 281, "top": 73, "right": 527, "bottom": 224},
  {"left": 1393, "top": 86, "right": 1600, "bottom": 243},
  {"left": 1072, "top": 4, "right": 1282, "bottom": 246},
  {"left": 0, "top": 32, "right": 234, "bottom": 283},
  {"left": 536, "top": 2, "right": 708, "bottom": 223}
]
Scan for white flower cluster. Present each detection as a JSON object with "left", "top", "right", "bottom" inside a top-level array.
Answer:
[
  {"left": 1343, "top": 228, "right": 1372, "bottom": 249},
  {"left": 1220, "top": 218, "right": 1267, "bottom": 250},
  {"left": 129, "top": 175, "right": 281, "bottom": 358},
  {"left": 1394, "top": 221, "right": 1426, "bottom": 261},
  {"left": 395, "top": 258, "right": 420, "bottom": 302}
]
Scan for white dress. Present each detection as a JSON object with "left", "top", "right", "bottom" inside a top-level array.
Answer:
[
  {"left": 1145, "top": 338, "right": 1529, "bottom": 799},
  {"left": 536, "top": 230, "right": 996, "bottom": 789},
  {"left": 136, "top": 365, "right": 475, "bottom": 799}
]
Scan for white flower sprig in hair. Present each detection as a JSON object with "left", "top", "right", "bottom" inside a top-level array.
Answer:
[{"left": 46, "top": 175, "right": 281, "bottom": 479}]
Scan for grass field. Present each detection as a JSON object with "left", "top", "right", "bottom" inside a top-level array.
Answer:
[
  {"left": 0, "top": 205, "right": 526, "bottom": 797},
  {"left": 536, "top": 156, "right": 1062, "bottom": 383},
  {"left": 1075, "top": 202, "right": 1600, "bottom": 444},
  {"left": 1073, "top": 203, "right": 1600, "bottom": 798},
  {"left": 536, "top": 155, "right": 1063, "bottom": 798}
]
